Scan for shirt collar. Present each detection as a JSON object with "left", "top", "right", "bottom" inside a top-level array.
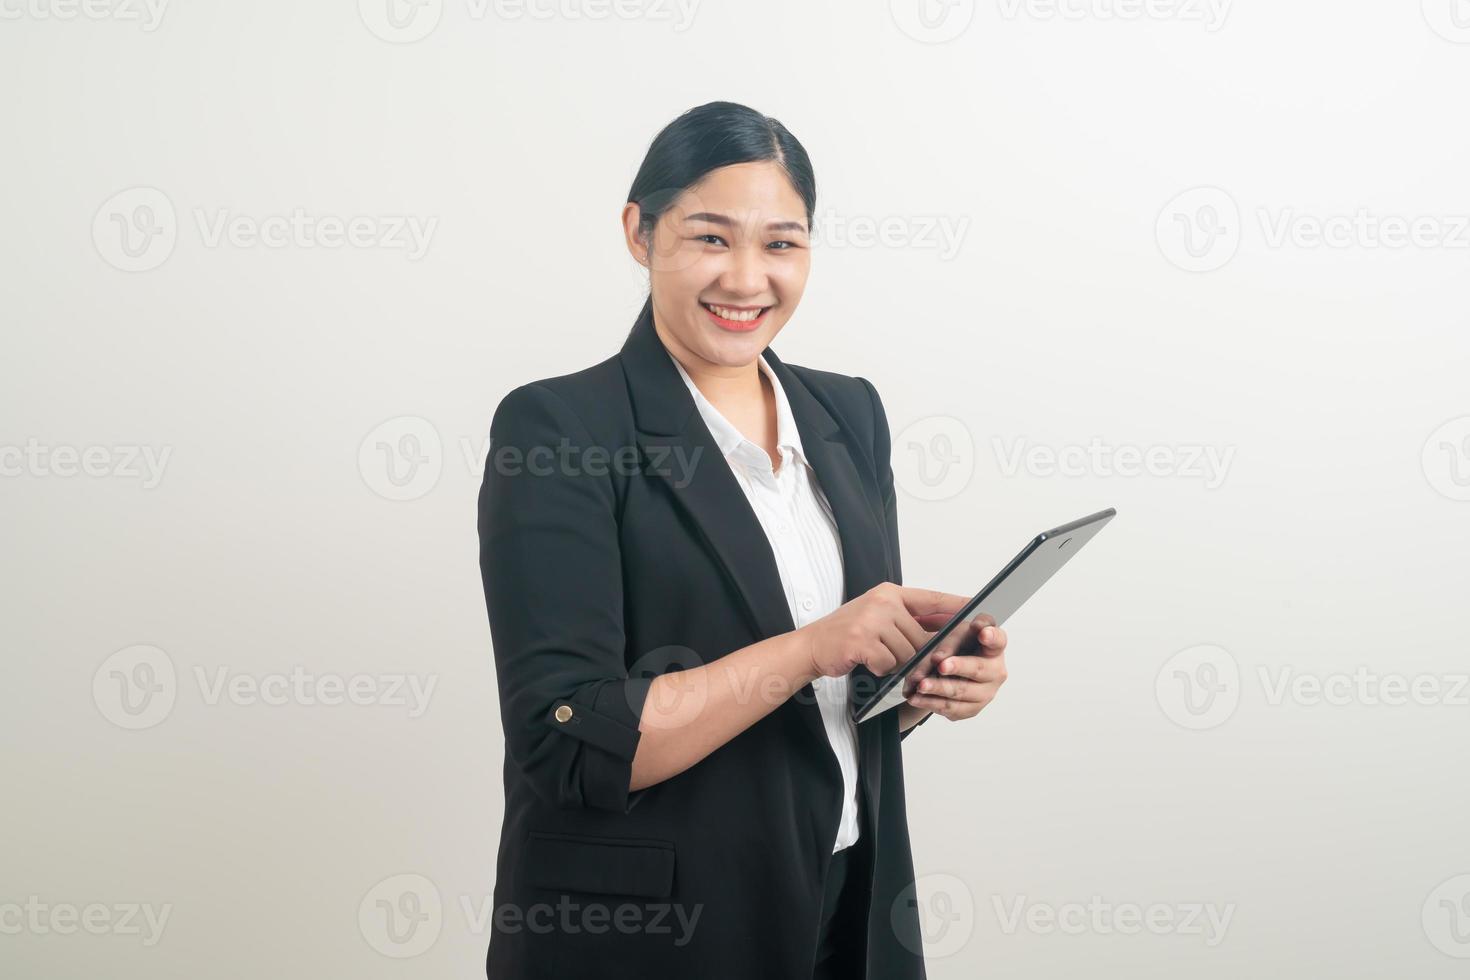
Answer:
[{"left": 665, "top": 348, "right": 807, "bottom": 468}]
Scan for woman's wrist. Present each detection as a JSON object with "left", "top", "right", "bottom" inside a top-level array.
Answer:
[{"left": 779, "top": 625, "right": 822, "bottom": 688}]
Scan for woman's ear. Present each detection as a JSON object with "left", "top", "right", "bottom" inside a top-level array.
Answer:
[{"left": 621, "top": 202, "right": 649, "bottom": 266}]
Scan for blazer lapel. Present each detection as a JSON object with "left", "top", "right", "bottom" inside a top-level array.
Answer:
[
  {"left": 619, "top": 304, "right": 894, "bottom": 810},
  {"left": 619, "top": 304, "right": 798, "bottom": 645}
]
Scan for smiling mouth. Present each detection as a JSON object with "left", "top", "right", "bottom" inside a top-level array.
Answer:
[{"left": 700, "top": 301, "right": 771, "bottom": 323}]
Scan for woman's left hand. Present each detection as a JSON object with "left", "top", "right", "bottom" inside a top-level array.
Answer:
[{"left": 903, "top": 616, "right": 1008, "bottom": 721}]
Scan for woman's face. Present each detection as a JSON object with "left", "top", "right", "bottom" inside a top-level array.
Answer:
[{"left": 624, "top": 161, "right": 811, "bottom": 371}]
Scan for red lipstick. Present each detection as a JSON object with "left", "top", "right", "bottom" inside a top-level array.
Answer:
[{"left": 701, "top": 301, "right": 770, "bottom": 333}]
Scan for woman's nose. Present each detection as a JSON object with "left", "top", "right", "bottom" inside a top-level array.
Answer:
[{"left": 718, "top": 245, "right": 768, "bottom": 297}]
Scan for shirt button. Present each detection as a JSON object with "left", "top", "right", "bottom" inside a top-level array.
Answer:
[
  {"left": 800, "top": 596, "right": 814, "bottom": 611},
  {"left": 778, "top": 522, "right": 791, "bottom": 534}
]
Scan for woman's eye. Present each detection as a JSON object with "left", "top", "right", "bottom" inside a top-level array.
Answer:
[{"left": 694, "top": 235, "right": 801, "bottom": 250}]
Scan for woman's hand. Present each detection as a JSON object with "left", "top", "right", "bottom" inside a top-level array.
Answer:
[
  {"left": 797, "top": 583, "right": 972, "bottom": 681},
  {"left": 903, "top": 615, "right": 1008, "bottom": 722}
]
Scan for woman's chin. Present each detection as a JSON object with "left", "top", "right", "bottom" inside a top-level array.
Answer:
[{"left": 699, "top": 330, "right": 770, "bottom": 364}]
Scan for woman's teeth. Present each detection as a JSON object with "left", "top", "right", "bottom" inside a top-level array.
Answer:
[{"left": 703, "top": 303, "right": 765, "bottom": 322}]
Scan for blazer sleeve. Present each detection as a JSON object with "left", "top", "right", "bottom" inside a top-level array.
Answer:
[
  {"left": 478, "top": 382, "right": 653, "bottom": 813},
  {"left": 859, "top": 376, "right": 933, "bottom": 743}
]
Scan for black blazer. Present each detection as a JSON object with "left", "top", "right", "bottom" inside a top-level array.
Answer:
[{"left": 477, "top": 302, "right": 932, "bottom": 979}]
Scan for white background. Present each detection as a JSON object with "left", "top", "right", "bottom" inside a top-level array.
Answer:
[{"left": 4, "top": 0, "right": 1470, "bottom": 976}]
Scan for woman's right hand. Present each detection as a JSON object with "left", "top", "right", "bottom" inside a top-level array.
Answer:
[{"left": 797, "top": 583, "right": 972, "bottom": 680}]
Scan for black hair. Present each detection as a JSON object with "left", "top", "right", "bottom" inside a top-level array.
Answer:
[{"left": 625, "top": 101, "right": 817, "bottom": 329}]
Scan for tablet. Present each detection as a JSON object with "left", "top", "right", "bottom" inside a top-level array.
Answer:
[{"left": 851, "top": 507, "right": 1117, "bottom": 724}]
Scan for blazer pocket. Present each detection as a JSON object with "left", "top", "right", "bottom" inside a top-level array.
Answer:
[{"left": 526, "top": 832, "right": 676, "bottom": 899}]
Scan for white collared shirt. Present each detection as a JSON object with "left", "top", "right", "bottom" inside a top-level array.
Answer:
[{"left": 666, "top": 348, "right": 861, "bottom": 853}]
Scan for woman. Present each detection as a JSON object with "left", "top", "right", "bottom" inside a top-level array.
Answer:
[{"left": 477, "top": 101, "right": 1009, "bottom": 980}]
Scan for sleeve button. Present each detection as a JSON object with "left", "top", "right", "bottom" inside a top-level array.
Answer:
[{"left": 554, "top": 704, "right": 574, "bottom": 723}]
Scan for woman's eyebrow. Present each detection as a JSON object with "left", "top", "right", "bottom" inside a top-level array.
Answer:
[{"left": 684, "top": 212, "right": 808, "bottom": 234}]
